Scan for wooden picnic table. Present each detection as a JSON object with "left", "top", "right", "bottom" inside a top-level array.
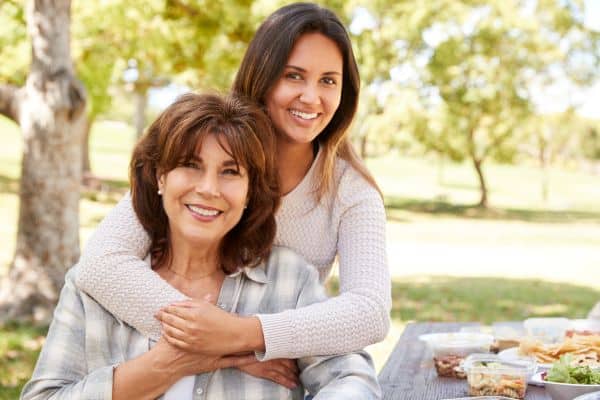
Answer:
[{"left": 378, "top": 322, "right": 550, "bottom": 400}]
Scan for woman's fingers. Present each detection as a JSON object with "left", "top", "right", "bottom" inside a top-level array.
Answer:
[
  {"left": 155, "top": 308, "right": 190, "bottom": 330},
  {"left": 279, "top": 358, "right": 299, "bottom": 375},
  {"left": 160, "top": 304, "right": 195, "bottom": 320},
  {"left": 238, "top": 359, "right": 300, "bottom": 389},
  {"left": 268, "top": 360, "right": 300, "bottom": 386},
  {"left": 167, "top": 300, "right": 197, "bottom": 308},
  {"left": 266, "top": 368, "right": 299, "bottom": 390},
  {"left": 162, "top": 331, "right": 192, "bottom": 351},
  {"left": 161, "top": 321, "right": 187, "bottom": 341}
]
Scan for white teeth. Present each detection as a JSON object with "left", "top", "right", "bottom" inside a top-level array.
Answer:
[
  {"left": 290, "top": 109, "right": 318, "bottom": 120},
  {"left": 188, "top": 205, "right": 220, "bottom": 217}
]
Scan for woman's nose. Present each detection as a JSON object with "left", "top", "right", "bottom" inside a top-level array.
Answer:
[
  {"left": 195, "top": 173, "right": 221, "bottom": 198},
  {"left": 299, "top": 83, "right": 320, "bottom": 105}
]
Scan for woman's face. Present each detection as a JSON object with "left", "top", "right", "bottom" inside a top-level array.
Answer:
[
  {"left": 158, "top": 133, "right": 249, "bottom": 248},
  {"left": 265, "top": 32, "right": 343, "bottom": 146}
]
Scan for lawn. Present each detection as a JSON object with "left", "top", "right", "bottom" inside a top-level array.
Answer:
[{"left": 1, "top": 116, "right": 600, "bottom": 396}]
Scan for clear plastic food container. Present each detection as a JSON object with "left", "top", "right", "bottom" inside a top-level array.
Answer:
[
  {"left": 461, "top": 353, "right": 537, "bottom": 399},
  {"left": 523, "top": 317, "right": 570, "bottom": 343},
  {"left": 419, "top": 333, "right": 494, "bottom": 378}
]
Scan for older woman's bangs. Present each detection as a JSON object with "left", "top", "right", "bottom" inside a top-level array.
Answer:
[{"left": 213, "top": 123, "right": 267, "bottom": 178}]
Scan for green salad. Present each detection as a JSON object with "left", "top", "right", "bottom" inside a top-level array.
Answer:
[{"left": 545, "top": 355, "right": 600, "bottom": 384}]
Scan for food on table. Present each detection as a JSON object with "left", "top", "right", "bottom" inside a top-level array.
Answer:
[
  {"left": 493, "top": 339, "right": 521, "bottom": 353},
  {"left": 566, "top": 329, "right": 600, "bottom": 338},
  {"left": 433, "top": 355, "right": 466, "bottom": 379},
  {"left": 491, "top": 324, "right": 525, "bottom": 353},
  {"left": 518, "top": 334, "right": 600, "bottom": 367},
  {"left": 419, "top": 333, "right": 494, "bottom": 379},
  {"left": 544, "top": 355, "right": 600, "bottom": 384},
  {"left": 462, "top": 354, "right": 536, "bottom": 400},
  {"left": 466, "top": 362, "right": 527, "bottom": 399}
]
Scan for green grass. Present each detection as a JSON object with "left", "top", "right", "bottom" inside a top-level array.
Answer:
[
  {"left": 0, "top": 323, "right": 47, "bottom": 400},
  {"left": 368, "top": 153, "right": 600, "bottom": 213},
  {"left": 1, "top": 116, "right": 600, "bottom": 393}
]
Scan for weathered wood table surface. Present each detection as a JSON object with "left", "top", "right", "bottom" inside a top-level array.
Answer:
[{"left": 378, "top": 322, "right": 550, "bottom": 400}]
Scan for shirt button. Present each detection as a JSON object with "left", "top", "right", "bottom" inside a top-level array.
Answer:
[{"left": 196, "top": 388, "right": 203, "bottom": 395}]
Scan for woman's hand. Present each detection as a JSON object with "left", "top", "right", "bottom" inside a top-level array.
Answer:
[
  {"left": 238, "top": 359, "right": 300, "bottom": 390},
  {"left": 155, "top": 299, "right": 263, "bottom": 355},
  {"left": 151, "top": 337, "right": 257, "bottom": 378}
]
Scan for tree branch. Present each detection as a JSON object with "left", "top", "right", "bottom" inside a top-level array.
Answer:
[
  {"left": 483, "top": 130, "right": 513, "bottom": 159},
  {"left": 0, "top": 84, "right": 21, "bottom": 123}
]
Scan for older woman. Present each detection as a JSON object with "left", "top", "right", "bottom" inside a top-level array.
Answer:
[{"left": 21, "top": 93, "right": 381, "bottom": 400}]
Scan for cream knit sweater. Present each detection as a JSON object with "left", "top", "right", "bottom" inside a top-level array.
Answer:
[{"left": 75, "top": 150, "right": 391, "bottom": 360}]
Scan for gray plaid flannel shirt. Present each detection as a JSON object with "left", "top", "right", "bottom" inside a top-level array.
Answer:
[{"left": 21, "top": 246, "right": 382, "bottom": 400}]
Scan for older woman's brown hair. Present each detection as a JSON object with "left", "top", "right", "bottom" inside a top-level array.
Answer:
[{"left": 130, "top": 93, "right": 279, "bottom": 273}]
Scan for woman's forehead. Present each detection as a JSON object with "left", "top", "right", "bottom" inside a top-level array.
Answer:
[
  {"left": 190, "top": 132, "right": 245, "bottom": 166},
  {"left": 286, "top": 32, "right": 343, "bottom": 73}
]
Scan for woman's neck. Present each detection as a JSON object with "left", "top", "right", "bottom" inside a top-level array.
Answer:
[
  {"left": 276, "top": 140, "right": 316, "bottom": 195},
  {"left": 155, "top": 236, "right": 225, "bottom": 300}
]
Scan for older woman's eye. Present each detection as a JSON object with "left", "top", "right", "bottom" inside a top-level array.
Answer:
[
  {"left": 183, "top": 161, "right": 200, "bottom": 169},
  {"left": 222, "top": 168, "right": 241, "bottom": 176}
]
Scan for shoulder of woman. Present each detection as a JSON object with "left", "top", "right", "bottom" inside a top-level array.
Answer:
[
  {"left": 64, "top": 265, "right": 81, "bottom": 287},
  {"left": 333, "top": 160, "right": 382, "bottom": 205}
]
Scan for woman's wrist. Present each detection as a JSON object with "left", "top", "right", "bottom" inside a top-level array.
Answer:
[{"left": 236, "top": 315, "right": 265, "bottom": 353}]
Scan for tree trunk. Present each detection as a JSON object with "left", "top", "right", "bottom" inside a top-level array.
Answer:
[
  {"left": 81, "top": 116, "right": 92, "bottom": 176},
  {"left": 472, "top": 157, "right": 488, "bottom": 208},
  {"left": 0, "top": 0, "right": 86, "bottom": 324},
  {"left": 133, "top": 88, "right": 147, "bottom": 139}
]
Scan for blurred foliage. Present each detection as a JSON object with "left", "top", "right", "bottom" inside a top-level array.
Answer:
[
  {"left": 347, "top": 0, "right": 599, "bottom": 206},
  {"left": 582, "top": 126, "right": 600, "bottom": 160},
  {"left": 0, "top": 0, "right": 28, "bottom": 86},
  {"left": 0, "top": 0, "right": 258, "bottom": 120}
]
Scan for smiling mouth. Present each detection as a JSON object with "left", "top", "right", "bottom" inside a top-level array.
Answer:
[
  {"left": 289, "top": 109, "right": 319, "bottom": 120},
  {"left": 186, "top": 204, "right": 222, "bottom": 217}
]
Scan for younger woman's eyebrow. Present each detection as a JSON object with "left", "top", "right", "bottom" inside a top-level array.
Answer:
[{"left": 285, "top": 65, "right": 342, "bottom": 76}]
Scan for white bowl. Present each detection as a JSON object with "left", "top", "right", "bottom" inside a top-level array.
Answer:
[
  {"left": 532, "top": 372, "right": 600, "bottom": 400},
  {"left": 574, "top": 391, "right": 600, "bottom": 399}
]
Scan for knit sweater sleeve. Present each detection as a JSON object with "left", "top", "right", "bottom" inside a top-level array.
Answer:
[
  {"left": 75, "top": 193, "right": 187, "bottom": 340},
  {"left": 256, "top": 177, "right": 391, "bottom": 360}
]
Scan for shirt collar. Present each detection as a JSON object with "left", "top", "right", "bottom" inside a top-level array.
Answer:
[{"left": 229, "top": 263, "right": 268, "bottom": 284}]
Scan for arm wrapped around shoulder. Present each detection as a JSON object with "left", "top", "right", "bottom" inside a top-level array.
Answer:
[{"left": 75, "top": 193, "right": 187, "bottom": 340}]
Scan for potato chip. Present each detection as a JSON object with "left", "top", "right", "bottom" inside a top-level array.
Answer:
[{"left": 518, "top": 334, "right": 600, "bottom": 365}]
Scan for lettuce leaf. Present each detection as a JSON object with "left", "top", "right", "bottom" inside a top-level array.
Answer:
[{"left": 546, "top": 355, "right": 600, "bottom": 384}]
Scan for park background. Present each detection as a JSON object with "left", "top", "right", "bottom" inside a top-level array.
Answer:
[{"left": 1, "top": 0, "right": 599, "bottom": 397}]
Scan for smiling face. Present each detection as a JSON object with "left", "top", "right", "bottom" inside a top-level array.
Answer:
[
  {"left": 157, "top": 133, "right": 249, "bottom": 249},
  {"left": 265, "top": 32, "right": 343, "bottom": 146}
]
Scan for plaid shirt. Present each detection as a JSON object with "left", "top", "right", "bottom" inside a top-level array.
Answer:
[{"left": 21, "top": 247, "right": 381, "bottom": 400}]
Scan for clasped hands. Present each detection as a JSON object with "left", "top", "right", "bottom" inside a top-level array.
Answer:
[{"left": 154, "top": 298, "right": 300, "bottom": 389}]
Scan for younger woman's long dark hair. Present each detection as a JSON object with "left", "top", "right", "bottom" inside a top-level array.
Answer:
[{"left": 232, "top": 2, "right": 382, "bottom": 200}]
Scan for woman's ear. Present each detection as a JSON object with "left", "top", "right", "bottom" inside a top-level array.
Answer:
[{"left": 156, "top": 171, "right": 165, "bottom": 195}]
